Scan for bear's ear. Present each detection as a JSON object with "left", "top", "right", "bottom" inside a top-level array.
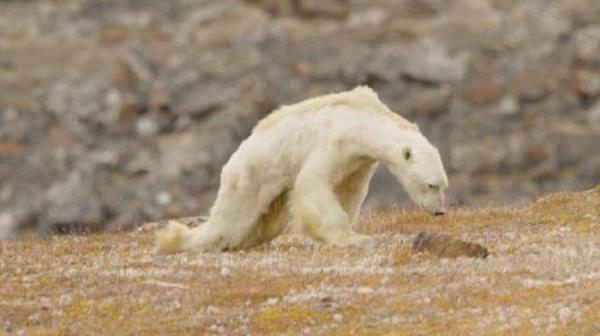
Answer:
[{"left": 402, "top": 147, "right": 412, "bottom": 162}]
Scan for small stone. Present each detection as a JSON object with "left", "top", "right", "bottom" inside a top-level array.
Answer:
[
  {"left": 155, "top": 191, "right": 172, "bottom": 206},
  {"left": 405, "top": 87, "right": 451, "bottom": 117},
  {"left": 176, "top": 84, "right": 231, "bottom": 120},
  {"left": 99, "top": 26, "right": 131, "bottom": 44},
  {"left": 298, "top": 0, "right": 350, "bottom": 19},
  {"left": 148, "top": 89, "right": 172, "bottom": 113},
  {"left": 135, "top": 117, "right": 160, "bottom": 137},
  {"left": 246, "top": 0, "right": 295, "bottom": 16},
  {"left": 391, "top": 315, "right": 406, "bottom": 324},
  {"left": 27, "top": 313, "right": 41, "bottom": 325},
  {"left": 575, "top": 26, "right": 600, "bottom": 66},
  {"left": 347, "top": 7, "right": 388, "bottom": 28},
  {"left": 570, "top": 71, "right": 600, "bottom": 97},
  {"left": 4, "top": 322, "right": 13, "bottom": 334},
  {"left": 220, "top": 267, "right": 231, "bottom": 277},
  {"left": 403, "top": 42, "right": 468, "bottom": 83},
  {"left": 495, "top": 95, "right": 519, "bottom": 115},
  {"left": 0, "top": 212, "right": 16, "bottom": 241},
  {"left": 118, "top": 92, "right": 141, "bottom": 123},
  {"left": 206, "top": 305, "right": 219, "bottom": 314},
  {"left": 464, "top": 81, "right": 503, "bottom": 105},
  {"left": 122, "top": 47, "right": 155, "bottom": 83},
  {"left": 369, "top": 42, "right": 467, "bottom": 83},
  {"left": 356, "top": 287, "right": 374, "bottom": 294},
  {"left": 586, "top": 101, "right": 600, "bottom": 124},
  {"left": 333, "top": 313, "right": 343, "bottom": 323},
  {"left": 112, "top": 59, "right": 139, "bottom": 86},
  {"left": 0, "top": 142, "right": 20, "bottom": 156},
  {"left": 264, "top": 297, "right": 278, "bottom": 305}
]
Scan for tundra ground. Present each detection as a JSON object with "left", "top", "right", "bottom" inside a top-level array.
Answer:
[{"left": 1, "top": 189, "right": 600, "bottom": 335}]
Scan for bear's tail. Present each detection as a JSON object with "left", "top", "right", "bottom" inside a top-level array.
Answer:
[{"left": 154, "top": 220, "right": 192, "bottom": 254}]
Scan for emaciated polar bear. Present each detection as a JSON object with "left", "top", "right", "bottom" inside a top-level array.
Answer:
[{"left": 155, "top": 86, "right": 448, "bottom": 253}]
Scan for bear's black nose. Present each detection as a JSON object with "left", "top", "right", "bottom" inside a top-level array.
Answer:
[{"left": 434, "top": 211, "right": 445, "bottom": 216}]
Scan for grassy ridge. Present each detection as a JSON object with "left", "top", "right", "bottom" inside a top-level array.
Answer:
[{"left": 1, "top": 189, "right": 599, "bottom": 335}]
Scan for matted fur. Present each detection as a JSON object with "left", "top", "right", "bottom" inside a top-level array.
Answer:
[
  {"left": 253, "top": 86, "right": 418, "bottom": 133},
  {"left": 155, "top": 86, "right": 447, "bottom": 254}
]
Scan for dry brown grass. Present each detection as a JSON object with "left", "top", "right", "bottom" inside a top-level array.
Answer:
[{"left": 1, "top": 189, "right": 600, "bottom": 335}]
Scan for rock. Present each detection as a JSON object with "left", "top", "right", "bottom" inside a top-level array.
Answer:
[
  {"left": 89, "top": 149, "right": 121, "bottom": 169},
  {"left": 0, "top": 211, "right": 16, "bottom": 240},
  {"left": 574, "top": 26, "right": 600, "bottom": 66},
  {"left": 112, "top": 59, "right": 140, "bottom": 87},
  {"left": 125, "top": 47, "right": 155, "bottom": 82},
  {"left": 369, "top": 42, "right": 467, "bottom": 83},
  {"left": 570, "top": 70, "right": 600, "bottom": 97},
  {"left": 148, "top": 89, "right": 172, "bottom": 113},
  {"left": 587, "top": 101, "right": 600, "bottom": 124},
  {"left": 412, "top": 231, "right": 489, "bottom": 259},
  {"left": 0, "top": 142, "right": 20, "bottom": 156},
  {"left": 99, "top": 26, "right": 131, "bottom": 44},
  {"left": 125, "top": 150, "right": 157, "bottom": 176},
  {"left": 176, "top": 84, "right": 233, "bottom": 120},
  {"left": 553, "top": 131, "right": 600, "bottom": 178},
  {"left": 402, "top": 86, "right": 451, "bottom": 117},
  {"left": 112, "top": 46, "right": 156, "bottom": 87},
  {"left": 135, "top": 116, "right": 161, "bottom": 137},
  {"left": 494, "top": 95, "right": 519, "bottom": 115},
  {"left": 157, "top": 130, "right": 212, "bottom": 179},
  {"left": 366, "top": 46, "right": 407, "bottom": 82},
  {"left": 298, "top": 0, "right": 349, "bottom": 19},
  {"left": 42, "top": 173, "right": 104, "bottom": 234},
  {"left": 512, "top": 72, "right": 551, "bottom": 103},
  {"left": 245, "top": 0, "right": 349, "bottom": 19},
  {"left": 463, "top": 81, "right": 503, "bottom": 105},
  {"left": 403, "top": 41, "right": 468, "bottom": 83},
  {"left": 347, "top": 7, "right": 388, "bottom": 29},
  {"left": 46, "top": 80, "right": 108, "bottom": 132},
  {"left": 245, "top": 0, "right": 295, "bottom": 16}
]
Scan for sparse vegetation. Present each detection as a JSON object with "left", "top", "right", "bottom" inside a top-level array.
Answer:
[{"left": 1, "top": 190, "right": 599, "bottom": 335}]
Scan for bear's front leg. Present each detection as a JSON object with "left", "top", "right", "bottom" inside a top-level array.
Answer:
[{"left": 290, "top": 163, "right": 367, "bottom": 246}]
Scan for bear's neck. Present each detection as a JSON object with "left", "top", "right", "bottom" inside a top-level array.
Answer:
[{"left": 348, "top": 122, "right": 422, "bottom": 166}]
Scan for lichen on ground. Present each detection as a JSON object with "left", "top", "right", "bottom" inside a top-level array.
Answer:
[{"left": 1, "top": 190, "right": 599, "bottom": 335}]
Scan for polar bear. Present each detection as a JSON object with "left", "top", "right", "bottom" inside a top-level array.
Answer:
[{"left": 155, "top": 86, "right": 448, "bottom": 253}]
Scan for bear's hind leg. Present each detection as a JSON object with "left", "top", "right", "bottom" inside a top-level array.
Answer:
[
  {"left": 186, "top": 172, "right": 286, "bottom": 251},
  {"left": 238, "top": 190, "right": 290, "bottom": 249}
]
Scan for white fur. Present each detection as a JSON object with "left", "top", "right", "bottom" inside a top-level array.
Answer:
[{"left": 154, "top": 86, "right": 448, "bottom": 253}]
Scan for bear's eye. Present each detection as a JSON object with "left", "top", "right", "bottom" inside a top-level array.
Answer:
[
  {"left": 428, "top": 184, "right": 439, "bottom": 191},
  {"left": 402, "top": 147, "right": 412, "bottom": 161}
]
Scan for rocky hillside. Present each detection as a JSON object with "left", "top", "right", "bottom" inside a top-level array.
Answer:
[
  {"left": 1, "top": 0, "right": 599, "bottom": 234},
  {"left": 1, "top": 189, "right": 599, "bottom": 335}
]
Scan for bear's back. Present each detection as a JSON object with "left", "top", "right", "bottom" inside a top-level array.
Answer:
[{"left": 252, "top": 86, "right": 417, "bottom": 134}]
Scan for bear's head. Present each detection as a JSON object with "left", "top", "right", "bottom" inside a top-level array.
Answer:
[{"left": 389, "top": 135, "right": 448, "bottom": 215}]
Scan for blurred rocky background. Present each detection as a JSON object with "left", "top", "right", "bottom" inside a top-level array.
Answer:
[{"left": 1, "top": 0, "right": 599, "bottom": 237}]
